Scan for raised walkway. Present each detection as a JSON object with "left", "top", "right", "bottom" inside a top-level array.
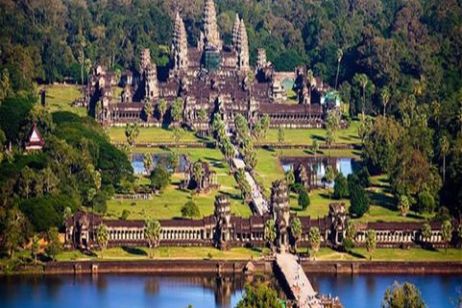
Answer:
[{"left": 275, "top": 253, "right": 321, "bottom": 308}]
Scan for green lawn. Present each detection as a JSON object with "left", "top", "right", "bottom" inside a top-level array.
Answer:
[
  {"left": 259, "top": 121, "right": 360, "bottom": 146},
  {"left": 40, "top": 84, "right": 87, "bottom": 117},
  {"left": 107, "top": 148, "right": 252, "bottom": 220},
  {"left": 315, "top": 247, "right": 462, "bottom": 262},
  {"left": 107, "top": 127, "right": 207, "bottom": 144},
  {"left": 56, "top": 247, "right": 264, "bottom": 261}
]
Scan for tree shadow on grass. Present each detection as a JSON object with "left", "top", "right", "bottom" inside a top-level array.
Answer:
[
  {"left": 367, "top": 190, "right": 395, "bottom": 211},
  {"left": 319, "top": 192, "right": 332, "bottom": 199},
  {"left": 311, "top": 135, "right": 326, "bottom": 142},
  {"left": 220, "top": 190, "right": 242, "bottom": 202},
  {"left": 347, "top": 250, "right": 367, "bottom": 259},
  {"left": 122, "top": 246, "right": 148, "bottom": 256},
  {"left": 406, "top": 213, "right": 426, "bottom": 220}
]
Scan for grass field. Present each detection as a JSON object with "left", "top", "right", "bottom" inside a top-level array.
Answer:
[
  {"left": 56, "top": 247, "right": 265, "bottom": 261},
  {"left": 107, "top": 127, "right": 207, "bottom": 144},
  {"left": 40, "top": 84, "right": 87, "bottom": 117},
  {"left": 315, "top": 247, "right": 462, "bottom": 262},
  {"left": 259, "top": 121, "right": 360, "bottom": 145},
  {"left": 107, "top": 148, "right": 252, "bottom": 220}
]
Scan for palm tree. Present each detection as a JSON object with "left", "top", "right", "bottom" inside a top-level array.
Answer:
[
  {"left": 172, "top": 127, "right": 182, "bottom": 148},
  {"left": 171, "top": 98, "right": 184, "bottom": 124},
  {"left": 357, "top": 74, "right": 369, "bottom": 117},
  {"left": 308, "top": 227, "right": 321, "bottom": 260},
  {"left": 264, "top": 219, "right": 276, "bottom": 252},
  {"left": 96, "top": 224, "right": 109, "bottom": 258},
  {"left": 157, "top": 99, "right": 168, "bottom": 122},
  {"left": 381, "top": 87, "right": 391, "bottom": 117},
  {"left": 143, "top": 153, "right": 153, "bottom": 175},
  {"left": 290, "top": 217, "right": 302, "bottom": 252},
  {"left": 145, "top": 219, "right": 161, "bottom": 258},
  {"left": 144, "top": 99, "right": 153, "bottom": 121},
  {"left": 439, "top": 136, "right": 450, "bottom": 183},
  {"left": 441, "top": 220, "right": 453, "bottom": 254},
  {"left": 365, "top": 230, "right": 377, "bottom": 260},
  {"left": 125, "top": 123, "right": 140, "bottom": 146},
  {"left": 335, "top": 48, "right": 343, "bottom": 90}
]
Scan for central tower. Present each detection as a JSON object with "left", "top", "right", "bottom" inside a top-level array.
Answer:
[{"left": 203, "top": 0, "right": 222, "bottom": 49}]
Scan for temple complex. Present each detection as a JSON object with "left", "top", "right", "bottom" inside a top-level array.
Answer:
[{"left": 85, "top": 0, "right": 338, "bottom": 130}]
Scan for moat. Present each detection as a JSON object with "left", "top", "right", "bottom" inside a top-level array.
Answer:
[{"left": 0, "top": 273, "right": 460, "bottom": 308}]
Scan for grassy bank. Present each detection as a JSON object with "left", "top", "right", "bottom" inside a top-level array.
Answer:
[{"left": 40, "top": 84, "right": 86, "bottom": 117}]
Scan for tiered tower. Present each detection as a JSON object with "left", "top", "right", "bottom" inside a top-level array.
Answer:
[
  {"left": 237, "top": 19, "right": 250, "bottom": 72},
  {"left": 139, "top": 49, "right": 151, "bottom": 75},
  {"left": 271, "top": 180, "right": 290, "bottom": 252},
  {"left": 145, "top": 63, "right": 159, "bottom": 101},
  {"left": 172, "top": 12, "right": 189, "bottom": 71},
  {"left": 203, "top": 0, "right": 221, "bottom": 49},
  {"left": 214, "top": 194, "right": 232, "bottom": 250},
  {"left": 232, "top": 14, "right": 240, "bottom": 50}
]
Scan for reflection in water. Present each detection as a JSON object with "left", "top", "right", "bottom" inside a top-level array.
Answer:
[
  {"left": 131, "top": 153, "right": 189, "bottom": 175},
  {"left": 0, "top": 273, "right": 460, "bottom": 308}
]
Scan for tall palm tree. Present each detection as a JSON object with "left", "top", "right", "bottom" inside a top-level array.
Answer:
[
  {"left": 145, "top": 219, "right": 161, "bottom": 258},
  {"left": 96, "top": 224, "right": 109, "bottom": 258},
  {"left": 144, "top": 99, "right": 153, "bottom": 121},
  {"left": 157, "top": 99, "right": 168, "bottom": 122},
  {"left": 308, "top": 227, "right": 321, "bottom": 259},
  {"left": 357, "top": 74, "right": 369, "bottom": 117},
  {"left": 143, "top": 153, "right": 153, "bottom": 175},
  {"left": 264, "top": 219, "right": 277, "bottom": 252},
  {"left": 335, "top": 48, "right": 343, "bottom": 90},
  {"left": 290, "top": 217, "right": 302, "bottom": 252},
  {"left": 439, "top": 136, "right": 450, "bottom": 183},
  {"left": 193, "top": 161, "right": 205, "bottom": 191},
  {"left": 381, "top": 87, "right": 391, "bottom": 117}
]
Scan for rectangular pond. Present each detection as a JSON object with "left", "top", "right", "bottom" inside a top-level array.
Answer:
[{"left": 131, "top": 153, "right": 189, "bottom": 175}]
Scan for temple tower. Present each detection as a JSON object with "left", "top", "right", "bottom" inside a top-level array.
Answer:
[
  {"left": 271, "top": 180, "right": 290, "bottom": 252},
  {"left": 214, "top": 194, "right": 232, "bottom": 250},
  {"left": 203, "top": 0, "right": 222, "bottom": 49},
  {"left": 257, "top": 49, "right": 268, "bottom": 68},
  {"left": 139, "top": 49, "right": 151, "bottom": 75},
  {"left": 237, "top": 19, "right": 250, "bottom": 72},
  {"left": 145, "top": 63, "right": 159, "bottom": 101},
  {"left": 172, "top": 12, "right": 189, "bottom": 71},
  {"left": 232, "top": 14, "right": 240, "bottom": 50}
]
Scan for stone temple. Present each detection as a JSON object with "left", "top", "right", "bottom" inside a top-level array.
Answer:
[{"left": 85, "top": 0, "right": 338, "bottom": 130}]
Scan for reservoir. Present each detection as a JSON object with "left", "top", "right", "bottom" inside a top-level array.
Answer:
[{"left": 0, "top": 273, "right": 460, "bottom": 308}]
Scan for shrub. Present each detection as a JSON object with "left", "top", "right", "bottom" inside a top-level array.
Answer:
[
  {"left": 416, "top": 190, "right": 435, "bottom": 213},
  {"left": 333, "top": 173, "right": 348, "bottom": 199},
  {"left": 348, "top": 177, "right": 369, "bottom": 217},
  {"left": 150, "top": 166, "right": 170, "bottom": 192},
  {"left": 181, "top": 200, "right": 200, "bottom": 218},
  {"left": 121, "top": 209, "right": 130, "bottom": 220},
  {"left": 298, "top": 189, "right": 310, "bottom": 210}
]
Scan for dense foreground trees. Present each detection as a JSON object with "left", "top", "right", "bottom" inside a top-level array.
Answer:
[{"left": 382, "top": 282, "right": 425, "bottom": 308}]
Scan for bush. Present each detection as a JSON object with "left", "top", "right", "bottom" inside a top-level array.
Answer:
[
  {"left": 291, "top": 183, "right": 305, "bottom": 194},
  {"left": 356, "top": 167, "right": 371, "bottom": 187},
  {"left": 181, "top": 200, "right": 200, "bottom": 218},
  {"left": 298, "top": 189, "right": 310, "bottom": 210},
  {"left": 415, "top": 190, "right": 435, "bottom": 213},
  {"left": 333, "top": 173, "right": 348, "bottom": 199},
  {"left": 120, "top": 209, "right": 130, "bottom": 220},
  {"left": 150, "top": 166, "right": 170, "bottom": 192},
  {"left": 348, "top": 177, "right": 369, "bottom": 217},
  {"left": 93, "top": 191, "right": 108, "bottom": 214}
]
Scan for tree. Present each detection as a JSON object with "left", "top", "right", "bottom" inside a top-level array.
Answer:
[
  {"left": 192, "top": 161, "right": 205, "bottom": 191},
  {"left": 290, "top": 217, "right": 302, "bottom": 252},
  {"left": 277, "top": 127, "right": 285, "bottom": 149},
  {"left": 309, "top": 227, "right": 321, "bottom": 259},
  {"left": 18, "top": 166, "right": 34, "bottom": 199},
  {"left": 356, "top": 73, "right": 369, "bottom": 117},
  {"left": 416, "top": 190, "right": 435, "bottom": 214},
  {"left": 157, "top": 99, "right": 168, "bottom": 121},
  {"left": 439, "top": 135, "right": 449, "bottom": 183},
  {"left": 335, "top": 48, "right": 343, "bottom": 90},
  {"left": 326, "top": 111, "right": 341, "bottom": 148},
  {"left": 63, "top": 206, "right": 72, "bottom": 223},
  {"left": 31, "top": 235, "right": 40, "bottom": 263},
  {"left": 312, "top": 139, "right": 319, "bottom": 157},
  {"left": 398, "top": 195, "right": 410, "bottom": 217},
  {"left": 181, "top": 200, "right": 200, "bottom": 219},
  {"left": 42, "top": 167, "right": 59, "bottom": 194},
  {"left": 120, "top": 209, "right": 130, "bottom": 220},
  {"left": 382, "top": 281, "right": 425, "bottom": 308},
  {"left": 333, "top": 173, "right": 348, "bottom": 199},
  {"left": 145, "top": 219, "right": 161, "bottom": 258},
  {"left": 381, "top": 87, "right": 391, "bottom": 117},
  {"left": 365, "top": 230, "right": 377, "bottom": 260},
  {"left": 343, "top": 221, "right": 357, "bottom": 252},
  {"left": 236, "top": 283, "right": 281, "bottom": 308},
  {"left": 144, "top": 99, "right": 153, "bottom": 121},
  {"left": 143, "top": 153, "right": 153, "bottom": 175},
  {"left": 264, "top": 219, "right": 276, "bottom": 252},
  {"left": 298, "top": 189, "right": 310, "bottom": 210},
  {"left": 172, "top": 127, "right": 182, "bottom": 148},
  {"left": 150, "top": 166, "right": 170, "bottom": 192},
  {"left": 441, "top": 220, "right": 453, "bottom": 253},
  {"left": 125, "top": 123, "right": 140, "bottom": 146},
  {"left": 285, "top": 170, "right": 295, "bottom": 187},
  {"left": 96, "top": 224, "right": 109, "bottom": 257},
  {"left": 3, "top": 208, "right": 27, "bottom": 258},
  {"left": 421, "top": 223, "right": 432, "bottom": 243},
  {"left": 45, "top": 227, "right": 62, "bottom": 261},
  {"left": 171, "top": 98, "right": 184, "bottom": 124},
  {"left": 261, "top": 115, "right": 270, "bottom": 139},
  {"left": 348, "top": 175, "right": 370, "bottom": 217},
  {"left": 324, "top": 165, "right": 335, "bottom": 185}
]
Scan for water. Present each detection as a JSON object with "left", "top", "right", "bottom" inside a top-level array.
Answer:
[
  {"left": 0, "top": 273, "right": 460, "bottom": 308},
  {"left": 131, "top": 153, "right": 189, "bottom": 175},
  {"left": 281, "top": 157, "right": 355, "bottom": 187}
]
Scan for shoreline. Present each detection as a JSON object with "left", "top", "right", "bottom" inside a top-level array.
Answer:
[{"left": 4, "top": 259, "right": 462, "bottom": 276}]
